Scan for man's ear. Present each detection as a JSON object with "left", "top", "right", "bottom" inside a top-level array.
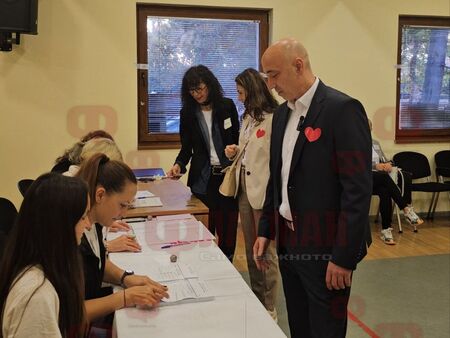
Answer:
[
  {"left": 95, "top": 186, "right": 106, "bottom": 204},
  {"left": 294, "top": 57, "right": 304, "bottom": 74}
]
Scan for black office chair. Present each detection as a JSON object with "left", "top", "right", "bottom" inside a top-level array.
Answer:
[
  {"left": 435, "top": 150, "right": 450, "bottom": 184},
  {"left": 393, "top": 151, "right": 450, "bottom": 220},
  {"left": 435, "top": 150, "right": 450, "bottom": 203},
  {"left": 18, "top": 179, "right": 34, "bottom": 197},
  {"left": 0, "top": 197, "right": 18, "bottom": 259}
]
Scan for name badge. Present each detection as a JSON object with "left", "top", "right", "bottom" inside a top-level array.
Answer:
[{"left": 224, "top": 118, "right": 232, "bottom": 130}]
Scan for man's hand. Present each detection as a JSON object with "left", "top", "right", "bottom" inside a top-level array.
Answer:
[
  {"left": 253, "top": 237, "right": 270, "bottom": 271},
  {"left": 325, "top": 261, "right": 352, "bottom": 290}
]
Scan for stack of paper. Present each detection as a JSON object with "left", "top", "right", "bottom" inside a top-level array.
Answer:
[{"left": 155, "top": 263, "right": 214, "bottom": 306}]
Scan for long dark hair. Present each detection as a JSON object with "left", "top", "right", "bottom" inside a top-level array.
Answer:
[
  {"left": 0, "top": 173, "right": 88, "bottom": 338},
  {"left": 181, "top": 65, "right": 224, "bottom": 111},
  {"left": 235, "top": 68, "right": 278, "bottom": 122},
  {"left": 75, "top": 153, "right": 137, "bottom": 205}
]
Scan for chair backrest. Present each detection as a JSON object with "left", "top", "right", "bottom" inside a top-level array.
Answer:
[
  {"left": 393, "top": 151, "right": 431, "bottom": 179},
  {"left": 435, "top": 150, "right": 450, "bottom": 179},
  {"left": 17, "top": 179, "right": 34, "bottom": 197},
  {"left": 0, "top": 197, "right": 18, "bottom": 235}
]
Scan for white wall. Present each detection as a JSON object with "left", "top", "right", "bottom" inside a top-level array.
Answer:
[{"left": 1, "top": 0, "right": 449, "bottom": 214}]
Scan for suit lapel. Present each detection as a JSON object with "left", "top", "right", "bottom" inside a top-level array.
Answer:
[
  {"left": 289, "top": 81, "right": 327, "bottom": 178},
  {"left": 274, "top": 104, "right": 291, "bottom": 175}
]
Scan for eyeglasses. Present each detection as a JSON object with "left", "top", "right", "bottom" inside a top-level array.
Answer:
[{"left": 189, "top": 84, "right": 207, "bottom": 95}]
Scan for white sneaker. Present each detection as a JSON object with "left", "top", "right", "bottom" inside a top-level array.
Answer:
[
  {"left": 404, "top": 207, "right": 424, "bottom": 225},
  {"left": 380, "top": 228, "right": 396, "bottom": 245}
]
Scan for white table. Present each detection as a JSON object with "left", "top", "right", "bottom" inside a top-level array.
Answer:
[{"left": 109, "top": 220, "right": 286, "bottom": 338}]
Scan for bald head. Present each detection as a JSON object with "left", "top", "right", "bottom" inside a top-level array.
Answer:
[
  {"left": 261, "top": 38, "right": 315, "bottom": 101},
  {"left": 263, "top": 38, "right": 311, "bottom": 71}
]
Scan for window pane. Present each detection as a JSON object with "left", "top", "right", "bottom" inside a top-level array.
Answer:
[
  {"left": 399, "top": 26, "right": 450, "bottom": 130},
  {"left": 146, "top": 17, "right": 259, "bottom": 133}
]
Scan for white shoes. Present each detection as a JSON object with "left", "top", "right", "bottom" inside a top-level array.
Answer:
[
  {"left": 380, "top": 228, "right": 396, "bottom": 245},
  {"left": 403, "top": 206, "right": 424, "bottom": 225}
]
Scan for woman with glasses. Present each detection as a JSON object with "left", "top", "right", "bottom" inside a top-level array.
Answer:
[
  {"left": 225, "top": 68, "right": 280, "bottom": 320},
  {"left": 75, "top": 153, "right": 168, "bottom": 332},
  {"left": 0, "top": 173, "right": 89, "bottom": 337},
  {"left": 167, "top": 65, "right": 240, "bottom": 261}
]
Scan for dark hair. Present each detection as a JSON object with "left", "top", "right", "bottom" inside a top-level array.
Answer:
[
  {"left": 55, "top": 130, "right": 115, "bottom": 166},
  {"left": 75, "top": 153, "right": 137, "bottom": 205},
  {"left": 235, "top": 68, "right": 278, "bottom": 122},
  {"left": 0, "top": 173, "right": 88, "bottom": 337},
  {"left": 181, "top": 65, "right": 224, "bottom": 111}
]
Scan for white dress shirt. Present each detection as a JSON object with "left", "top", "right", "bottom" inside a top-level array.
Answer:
[{"left": 279, "top": 77, "right": 320, "bottom": 223}]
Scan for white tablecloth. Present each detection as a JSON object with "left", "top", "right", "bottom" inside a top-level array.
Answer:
[{"left": 109, "top": 220, "right": 286, "bottom": 338}]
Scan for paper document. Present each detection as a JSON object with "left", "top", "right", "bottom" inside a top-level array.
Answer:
[
  {"left": 132, "top": 197, "right": 163, "bottom": 208},
  {"left": 135, "top": 190, "right": 155, "bottom": 198},
  {"left": 146, "top": 219, "right": 215, "bottom": 244},
  {"left": 161, "top": 278, "right": 214, "bottom": 305},
  {"left": 156, "top": 213, "right": 194, "bottom": 221},
  {"left": 154, "top": 262, "right": 198, "bottom": 282}
]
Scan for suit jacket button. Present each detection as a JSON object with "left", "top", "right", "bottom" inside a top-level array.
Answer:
[
  {"left": 246, "top": 171, "right": 251, "bottom": 176},
  {"left": 288, "top": 186, "right": 293, "bottom": 190}
]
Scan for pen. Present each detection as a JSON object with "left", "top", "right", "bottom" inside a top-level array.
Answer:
[
  {"left": 160, "top": 239, "right": 212, "bottom": 249},
  {"left": 122, "top": 217, "right": 146, "bottom": 223}
]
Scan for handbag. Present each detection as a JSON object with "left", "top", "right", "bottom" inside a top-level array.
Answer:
[{"left": 219, "top": 141, "right": 249, "bottom": 197}]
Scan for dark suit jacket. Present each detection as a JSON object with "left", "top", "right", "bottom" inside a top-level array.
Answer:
[
  {"left": 175, "top": 97, "right": 240, "bottom": 195},
  {"left": 258, "top": 81, "right": 372, "bottom": 270}
]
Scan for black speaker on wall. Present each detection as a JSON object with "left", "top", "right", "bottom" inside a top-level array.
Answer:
[
  {"left": 0, "top": 0, "right": 38, "bottom": 34},
  {"left": 0, "top": 0, "right": 38, "bottom": 51}
]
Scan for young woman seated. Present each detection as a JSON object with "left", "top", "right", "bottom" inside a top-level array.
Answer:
[
  {"left": 0, "top": 173, "right": 90, "bottom": 338},
  {"left": 75, "top": 153, "right": 168, "bottom": 326}
]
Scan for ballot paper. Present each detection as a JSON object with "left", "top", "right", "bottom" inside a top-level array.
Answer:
[{"left": 161, "top": 278, "right": 214, "bottom": 305}]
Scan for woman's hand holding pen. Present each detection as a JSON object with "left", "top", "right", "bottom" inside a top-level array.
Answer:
[
  {"left": 123, "top": 275, "right": 169, "bottom": 306},
  {"left": 225, "top": 144, "right": 238, "bottom": 159},
  {"left": 124, "top": 285, "right": 169, "bottom": 307}
]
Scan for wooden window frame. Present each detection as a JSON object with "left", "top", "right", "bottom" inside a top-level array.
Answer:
[
  {"left": 395, "top": 15, "right": 450, "bottom": 144},
  {"left": 136, "top": 4, "right": 270, "bottom": 149}
]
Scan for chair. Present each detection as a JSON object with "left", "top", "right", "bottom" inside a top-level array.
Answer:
[
  {"left": 0, "top": 197, "right": 17, "bottom": 236},
  {"left": 393, "top": 151, "right": 450, "bottom": 220},
  {"left": 435, "top": 150, "right": 450, "bottom": 203},
  {"left": 0, "top": 197, "right": 18, "bottom": 260},
  {"left": 17, "top": 179, "right": 34, "bottom": 197}
]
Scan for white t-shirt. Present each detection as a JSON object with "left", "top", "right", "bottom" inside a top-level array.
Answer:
[
  {"left": 2, "top": 266, "right": 61, "bottom": 338},
  {"left": 202, "top": 109, "right": 221, "bottom": 165}
]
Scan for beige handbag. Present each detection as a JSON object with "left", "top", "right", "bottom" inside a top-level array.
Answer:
[{"left": 219, "top": 142, "right": 249, "bottom": 197}]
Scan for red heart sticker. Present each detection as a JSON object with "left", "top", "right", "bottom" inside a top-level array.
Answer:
[
  {"left": 256, "top": 128, "right": 265, "bottom": 138},
  {"left": 304, "top": 127, "right": 321, "bottom": 142}
]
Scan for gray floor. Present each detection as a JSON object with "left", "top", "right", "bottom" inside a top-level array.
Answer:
[{"left": 240, "top": 254, "right": 450, "bottom": 338}]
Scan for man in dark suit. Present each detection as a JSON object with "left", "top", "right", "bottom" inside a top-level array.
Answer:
[{"left": 254, "top": 39, "right": 372, "bottom": 337}]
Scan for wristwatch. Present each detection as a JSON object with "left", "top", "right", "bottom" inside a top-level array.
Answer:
[{"left": 120, "top": 270, "right": 134, "bottom": 288}]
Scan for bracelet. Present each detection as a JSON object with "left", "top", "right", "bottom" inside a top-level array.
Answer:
[{"left": 123, "top": 289, "right": 126, "bottom": 308}]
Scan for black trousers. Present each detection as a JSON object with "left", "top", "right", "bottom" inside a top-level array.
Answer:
[
  {"left": 279, "top": 251, "right": 351, "bottom": 338},
  {"left": 372, "top": 171, "right": 412, "bottom": 229},
  {"left": 194, "top": 173, "right": 238, "bottom": 261}
]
